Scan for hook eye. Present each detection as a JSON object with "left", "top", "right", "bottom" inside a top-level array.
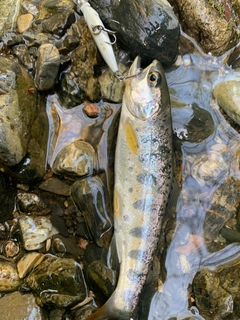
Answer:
[{"left": 91, "top": 25, "right": 117, "bottom": 45}]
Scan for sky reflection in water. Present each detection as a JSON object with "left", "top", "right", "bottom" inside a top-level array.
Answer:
[{"left": 148, "top": 53, "right": 240, "bottom": 320}]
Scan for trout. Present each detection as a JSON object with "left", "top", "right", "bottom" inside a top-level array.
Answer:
[{"left": 87, "top": 56, "right": 173, "bottom": 319}]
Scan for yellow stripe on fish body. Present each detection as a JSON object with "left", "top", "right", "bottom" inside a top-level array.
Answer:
[
  {"left": 124, "top": 120, "right": 138, "bottom": 155},
  {"left": 87, "top": 56, "right": 173, "bottom": 320}
]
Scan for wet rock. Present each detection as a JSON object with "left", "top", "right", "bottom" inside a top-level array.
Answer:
[
  {"left": 213, "top": 80, "right": 240, "bottom": 126},
  {"left": 21, "top": 1, "right": 39, "bottom": 17},
  {"left": 0, "top": 261, "right": 22, "bottom": 292},
  {"left": 169, "top": 0, "right": 237, "bottom": 55},
  {"left": 98, "top": 63, "right": 128, "bottom": 102},
  {"left": 25, "top": 256, "right": 87, "bottom": 307},
  {"left": 193, "top": 264, "right": 240, "bottom": 319},
  {"left": 1, "top": 32, "right": 22, "bottom": 46},
  {"left": 17, "top": 252, "right": 45, "bottom": 279},
  {"left": 39, "top": 177, "right": 72, "bottom": 196},
  {"left": 41, "top": 9, "right": 76, "bottom": 38},
  {"left": 0, "top": 57, "right": 36, "bottom": 166},
  {"left": 52, "top": 140, "right": 97, "bottom": 178},
  {"left": 50, "top": 203, "right": 70, "bottom": 238},
  {"left": 17, "top": 13, "right": 34, "bottom": 33},
  {"left": 87, "top": 260, "right": 116, "bottom": 300},
  {"left": 12, "top": 44, "right": 33, "bottom": 70},
  {"left": 59, "top": 17, "right": 101, "bottom": 106},
  {"left": 0, "top": 0, "right": 21, "bottom": 37},
  {"left": 71, "top": 304, "right": 97, "bottom": 320},
  {"left": 0, "top": 240, "right": 20, "bottom": 258},
  {"left": 0, "top": 292, "right": 48, "bottom": 320},
  {"left": 35, "top": 44, "right": 60, "bottom": 90},
  {"left": 17, "top": 192, "right": 51, "bottom": 216},
  {"left": 37, "top": 0, "right": 76, "bottom": 22},
  {"left": 227, "top": 46, "right": 240, "bottom": 69},
  {"left": 63, "top": 34, "right": 80, "bottom": 52},
  {"left": 88, "top": 0, "right": 180, "bottom": 66},
  {"left": 0, "top": 172, "right": 16, "bottom": 222},
  {"left": 51, "top": 234, "right": 85, "bottom": 257},
  {"left": 203, "top": 177, "right": 240, "bottom": 245},
  {"left": 71, "top": 176, "right": 113, "bottom": 247},
  {"left": 19, "top": 215, "right": 59, "bottom": 250}
]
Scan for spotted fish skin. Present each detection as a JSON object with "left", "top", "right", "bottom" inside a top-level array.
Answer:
[{"left": 87, "top": 56, "right": 173, "bottom": 320}]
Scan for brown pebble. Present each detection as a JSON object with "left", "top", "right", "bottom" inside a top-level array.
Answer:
[
  {"left": 83, "top": 103, "right": 100, "bottom": 118},
  {"left": 78, "top": 238, "right": 89, "bottom": 250},
  {"left": 3, "top": 240, "right": 20, "bottom": 258},
  {"left": 17, "top": 13, "right": 34, "bottom": 33}
]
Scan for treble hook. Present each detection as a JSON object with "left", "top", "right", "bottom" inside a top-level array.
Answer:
[{"left": 91, "top": 25, "right": 117, "bottom": 45}]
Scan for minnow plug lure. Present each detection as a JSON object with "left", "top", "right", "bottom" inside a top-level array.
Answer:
[
  {"left": 75, "top": 0, "right": 119, "bottom": 74},
  {"left": 75, "top": 0, "right": 140, "bottom": 81}
]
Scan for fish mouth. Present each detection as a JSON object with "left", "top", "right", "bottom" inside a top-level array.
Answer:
[
  {"left": 128, "top": 57, "right": 161, "bottom": 78},
  {"left": 128, "top": 56, "right": 141, "bottom": 77}
]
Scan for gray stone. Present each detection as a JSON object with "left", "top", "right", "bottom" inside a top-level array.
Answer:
[
  {"left": 0, "top": 0, "right": 21, "bottom": 37},
  {"left": 0, "top": 57, "right": 36, "bottom": 166},
  {"left": 0, "top": 292, "right": 47, "bottom": 320},
  {"left": 98, "top": 63, "right": 128, "bottom": 103},
  {"left": 12, "top": 44, "right": 33, "bottom": 70},
  {"left": 35, "top": 44, "right": 60, "bottom": 90}
]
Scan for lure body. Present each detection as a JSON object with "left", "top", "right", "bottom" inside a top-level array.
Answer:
[
  {"left": 77, "top": 0, "right": 119, "bottom": 74},
  {"left": 87, "top": 56, "right": 173, "bottom": 319}
]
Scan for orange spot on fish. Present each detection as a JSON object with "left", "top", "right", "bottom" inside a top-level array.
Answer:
[
  {"left": 114, "top": 189, "right": 119, "bottom": 217},
  {"left": 124, "top": 120, "right": 138, "bottom": 155},
  {"left": 141, "top": 217, "right": 145, "bottom": 223}
]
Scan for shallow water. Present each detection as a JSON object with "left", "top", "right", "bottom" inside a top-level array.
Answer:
[{"left": 148, "top": 51, "right": 240, "bottom": 319}]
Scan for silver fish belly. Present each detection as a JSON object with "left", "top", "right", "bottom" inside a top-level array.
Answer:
[{"left": 87, "top": 56, "right": 172, "bottom": 319}]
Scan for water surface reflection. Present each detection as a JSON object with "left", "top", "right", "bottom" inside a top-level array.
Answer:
[{"left": 148, "top": 52, "right": 240, "bottom": 319}]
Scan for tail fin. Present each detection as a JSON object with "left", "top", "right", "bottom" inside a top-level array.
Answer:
[{"left": 87, "top": 295, "right": 131, "bottom": 320}]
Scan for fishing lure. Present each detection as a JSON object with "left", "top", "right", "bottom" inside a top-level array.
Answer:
[
  {"left": 75, "top": 0, "right": 140, "bottom": 81},
  {"left": 75, "top": 0, "right": 120, "bottom": 76}
]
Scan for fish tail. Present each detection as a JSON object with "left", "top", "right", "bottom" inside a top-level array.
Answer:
[{"left": 87, "top": 295, "right": 131, "bottom": 320}]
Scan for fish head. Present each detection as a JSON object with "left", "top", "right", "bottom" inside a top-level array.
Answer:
[{"left": 124, "top": 56, "right": 170, "bottom": 120}]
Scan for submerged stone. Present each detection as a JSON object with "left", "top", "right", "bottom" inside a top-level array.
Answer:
[
  {"left": 71, "top": 176, "right": 113, "bottom": 247},
  {"left": 25, "top": 256, "right": 87, "bottom": 307},
  {"left": 52, "top": 140, "right": 97, "bottom": 178}
]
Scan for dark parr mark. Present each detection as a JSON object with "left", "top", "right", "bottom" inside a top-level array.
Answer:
[
  {"left": 130, "top": 227, "right": 147, "bottom": 238},
  {"left": 137, "top": 173, "right": 157, "bottom": 186},
  {"left": 127, "top": 269, "right": 143, "bottom": 282},
  {"left": 129, "top": 249, "right": 146, "bottom": 260},
  {"left": 133, "top": 197, "right": 153, "bottom": 212}
]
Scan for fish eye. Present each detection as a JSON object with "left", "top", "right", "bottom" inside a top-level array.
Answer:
[{"left": 148, "top": 71, "right": 161, "bottom": 87}]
